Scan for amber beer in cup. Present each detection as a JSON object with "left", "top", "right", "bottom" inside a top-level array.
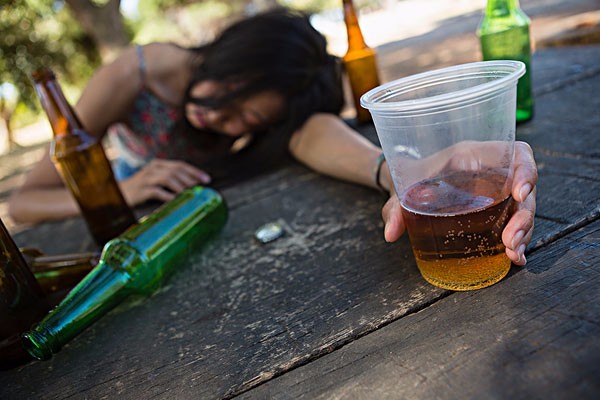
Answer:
[
  {"left": 361, "top": 61, "right": 525, "bottom": 290},
  {"left": 401, "top": 169, "right": 513, "bottom": 290}
]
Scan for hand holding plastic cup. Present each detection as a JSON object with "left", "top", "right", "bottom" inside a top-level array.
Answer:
[{"left": 361, "top": 61, "right": 526, "bottom": 290}]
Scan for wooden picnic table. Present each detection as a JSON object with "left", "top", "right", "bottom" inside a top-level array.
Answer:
[{"left": 1, "top": 44, "right": 599, "bottom": 399}]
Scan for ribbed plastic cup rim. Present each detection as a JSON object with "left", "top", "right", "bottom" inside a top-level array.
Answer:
[{"left": 360, "top": 60, "right": 526, "bottom": 114}]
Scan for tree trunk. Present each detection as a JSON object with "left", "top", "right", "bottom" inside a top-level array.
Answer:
[
  {"left": 4, "top": 118, "right": 13, "bottom": 150},
  {"left": 0, "top": 97, "right": 15, "bottom": 151},
  {"left": 65, "top": 0, "right": 131, "bottom": 63}
]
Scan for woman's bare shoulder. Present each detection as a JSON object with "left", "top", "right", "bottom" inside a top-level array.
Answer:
[
  {"left": 141, "top": 43, "right": 195, "bottom": 105},
  {"left": 142, "top": 43, "right": 191, "bottom": 72}
]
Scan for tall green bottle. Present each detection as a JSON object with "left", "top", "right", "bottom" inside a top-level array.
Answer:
[
  {"left": 478, "top": 0, "right": 534, "bottom": 122},
  {"left": 23, "top": 186, "right": 227, "bottom": 360}
]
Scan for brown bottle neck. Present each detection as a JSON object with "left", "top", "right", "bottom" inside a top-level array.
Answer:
[
  {"left": 343, "top": 0, "right": 369, "bottom": 52},
  {"left": 32, "top": 68, "right": 83, "bottom": 137}
]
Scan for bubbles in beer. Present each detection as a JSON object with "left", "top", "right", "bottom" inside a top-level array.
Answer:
[{"left": 401, "top": 169, "right": 513, "bottom": 290}]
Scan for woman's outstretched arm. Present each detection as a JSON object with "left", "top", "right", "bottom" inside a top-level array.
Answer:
[
  {"left": 289, "top": 113, "right": 392, "bottom": 192},
  {"left": 290, "top": 113, "right": 537, "bottom": 265}
]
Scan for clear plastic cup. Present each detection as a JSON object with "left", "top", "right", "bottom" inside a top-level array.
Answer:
[{"left": 361, "top": 61, "right": 525, "bottom": 290}]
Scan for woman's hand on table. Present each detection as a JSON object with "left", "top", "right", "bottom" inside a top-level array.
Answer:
[
  {"left": 381, "top": 141, "right": 538, "bottom": 266},
  {"left": 120, "top": 159, "right": 211, "bottom": 206}
]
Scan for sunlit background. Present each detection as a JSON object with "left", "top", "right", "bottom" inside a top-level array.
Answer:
[
  {"left": 0, "top": 0, "right": 491, "bottom": 154},
  {"left": 1, "top": 0, "right": 598, "bottom": 229}
]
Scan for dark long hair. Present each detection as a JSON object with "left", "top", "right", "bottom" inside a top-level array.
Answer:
[{"left": 174, "top": 8, "right": 344, "bottom": 188}]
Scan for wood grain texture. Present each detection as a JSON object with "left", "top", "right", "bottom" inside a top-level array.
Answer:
[
  {"left": 531, "top": 150, "right": 600, "bottom": 247},
  {"left": 0, "top": 174, "right": 448, "bottom": 399},
  {"left": 532, "top": 45, "right": 600, "bottom": 97},
  {"left": 516, "top": 45, "right": 600, "bottom": 248},
  {"left": 243, "top": 220, "right": 600, "bottom": 400},
  {"left": 517, "top": 51, "right": 600, "bottom": 159},
  {"left": 2, "top": 46, "right": 599, "bottom": 400}
]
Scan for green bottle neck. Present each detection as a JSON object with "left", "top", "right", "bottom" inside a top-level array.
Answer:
[
  {"left": 22, "top": 260, "right": 131, "bottom": 360},
  {"left": 486, "top": 0, "right": 521, "bottom": 15},
  {"left": 479, "top": 0, "right": 530, "bottom": 33},
  {"left": 22, "top": 187, "right": 228, "bottom": 361}
]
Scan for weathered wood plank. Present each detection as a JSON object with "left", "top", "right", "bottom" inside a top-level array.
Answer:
[
  {"left": 519, "top": 57, "right": 600, "bottom": 247},
  {"left": 517, "top": 62, "right": 600, "bottom": 158},
  {"left": 5, "top": 149, "right": 595, "bottom": 399},
  {"left": 531, "top": 44, "right": 600, "bottom": 97},
  {"left": 8, "top": 162, "right": 319, "bottom": 252},
  {"left": 11, "top": 214, "right": 98, "bottom": 253},
  {"left": 0, "top": 175, "right": 448, "bottom": 399},
  {"left": 531, "top": 151, "right": 600, "bottom": 246},
  {"left": 2, "top": 44, "right": 598, "bottom": 400},
  {"left": 242, "top": 220, "right": 600, "bottom": 400}
]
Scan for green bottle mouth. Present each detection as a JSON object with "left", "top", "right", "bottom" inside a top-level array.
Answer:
[{"left": 22, "top": 331, "right": 55, "bottom": 361}]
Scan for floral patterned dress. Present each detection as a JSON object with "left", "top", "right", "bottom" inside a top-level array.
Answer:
[
  {"left": 108, "top": 45, "right": 233, "bottom": 180},
  {"left": 109, "top": 90, "right": 180, "bottom": 180}
]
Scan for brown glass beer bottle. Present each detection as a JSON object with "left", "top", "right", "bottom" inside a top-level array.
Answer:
[
  {"left": 31, "top": 68, "right": 136, "bottom": 245},
  {"left": 20, "top": 248, "right": 99, "bottom": 303},
  {"left": 0, "top": 218, "right": 49, "bottom": 369},
  {"left": 342, "top": 0, "right": 381, "bottom": 124}
]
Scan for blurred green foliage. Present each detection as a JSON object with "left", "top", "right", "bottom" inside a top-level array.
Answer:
[
  {"left": 0, "top": 0, "right": 101, "bottom": 126},
  {"left": 1, "top": 0, "right": 383, "bottom": 128}
]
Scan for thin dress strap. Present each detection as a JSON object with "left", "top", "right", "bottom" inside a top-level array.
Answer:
[{"left": 135, "top": 44, "right": 147, "bottom": 88}]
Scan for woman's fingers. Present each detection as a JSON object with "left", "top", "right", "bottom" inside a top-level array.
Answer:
[
  {"left": 381, "top": 195, "right": 406, "bottom": 243},
  {"left": 512, "top": 141, "right": 538, "bottom": 202},
  {"left": 175, "top": 169, "right": 203, "bottom": 188},
  {"left": 121, "top": 159, "right": 212, "bottom": 206},
  {"left": 146, "top": 185, "right": 176, "bottom": 203},
  {"left": 150, "top": 160, "right": 210, "bottom": 185},
  {"left": 162, "top": 175, "right": 187, "bottom": 194},
  {"left": 503, "top": 187, "right": 536, "bottom": 265},
  {"left": 179, "top": 162, "right": 212, "bottom": 184},
  {"left": 501, "top": 141, "right": 537, "bottom": 265},
  {"left": 505, "top": 225, "right": 534, "bottom": 266},
  {"left": 147, "top": 160, "right": 211, "bottom": 192}
]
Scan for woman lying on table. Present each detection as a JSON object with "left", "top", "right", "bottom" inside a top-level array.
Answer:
[{"left": 8, "top": 9, "right": 537, "bottom": 265}]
